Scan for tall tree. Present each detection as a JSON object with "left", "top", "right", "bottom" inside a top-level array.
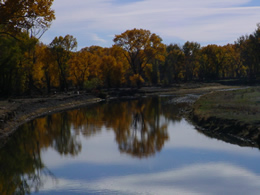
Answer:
[
  {"left": 235, "top": 25, "right": 260, "bottom": 81},
  {"left": 49, "top": 35, "right": 77, "bottom": 91},
  {"left": 223, "top": 44, "right": 246, "bottom": 79},
  {"left": 200, "top": 44, "right": 226, "bottom": 80},
  {"left": 183, "top": 41, "right": 200, "bottom": 81},
  {"left": 163, "top": 44, "right": 185, "bottom": 84},
  {"left": 33, "top": 42, "right": 59, "bottom": 93},
  {"left": 114, "top": 28, "right": 165, "bottom": 87},
  {"left": 0, "top": 31, "right": 39, "bottom": 96},
  {"left": 0, "top": 33, "right": 22, "bottom": 96}
]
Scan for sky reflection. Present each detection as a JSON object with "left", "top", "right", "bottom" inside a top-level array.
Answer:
[{"left": 38, "top": 162, "right": 260, "bottom": 195}]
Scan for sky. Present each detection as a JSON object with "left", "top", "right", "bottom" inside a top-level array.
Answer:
[{"left": 41, "top": 0, "right": 260, "bottom": 50}]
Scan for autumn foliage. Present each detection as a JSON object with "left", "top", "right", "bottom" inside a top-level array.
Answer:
[{"left": 1, "top": 0, "right": 260, "bottom": 97}]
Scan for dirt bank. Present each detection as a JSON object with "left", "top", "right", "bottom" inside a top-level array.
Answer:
[
  {"left": 0, "top": 94, "right": 101, "bottom": 140},
  {"left": 0, "top": 83, "right": 237, "bottom": 145}
]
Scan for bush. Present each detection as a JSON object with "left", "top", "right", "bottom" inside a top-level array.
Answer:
[{"left": 84, "top": 78, "right": 102, "bottom": 92}]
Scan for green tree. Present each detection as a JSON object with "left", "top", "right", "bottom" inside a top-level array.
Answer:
[
  {"left": 163, "top": 44, "right": 185, "bottom": 84},
  {"left": 0, "top": 32, "right": 38, "bottom": 96},
  {"left": 0, "top": 34, "right": 21, "bottom": 96}
]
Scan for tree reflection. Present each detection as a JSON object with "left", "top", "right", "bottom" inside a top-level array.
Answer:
[
  {"left": 0, "top": 96, "right": 185, "bottom": 194},
  {"left": 47, "top": 113, "right": 82, "bottom": 155},
  {"left": 68, "top": 106, "right": 104, "bottom": 137},
  {"left": 0, "top": 122, "right": 47, "bottom": 194},
  {"left": 64, "top": 97, "right": 182, "bottom": 157},
  {"left": 0, "top": 112, "right": 82, "bottom": 194},
  {"left": 116, "top": 98, "right": 169, "bottom": 158}
]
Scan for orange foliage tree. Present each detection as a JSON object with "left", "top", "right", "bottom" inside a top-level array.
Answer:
[
  {"left": 49, "top": 35, "right": 77, "bottom": 91},
  {"left": 114, "top": 28, "right": 166, "bottom": 87},
  {"left": 68, "top": 51, "right": 100, "bottom": 89}
]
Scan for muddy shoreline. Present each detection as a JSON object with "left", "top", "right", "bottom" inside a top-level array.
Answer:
[{"left": 0, "top": 83, "right": 242, "bottom": 147}]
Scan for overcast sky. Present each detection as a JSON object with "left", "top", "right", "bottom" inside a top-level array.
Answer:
[{"left": 41, "top": 0, "right": 260, "bottom": 50}]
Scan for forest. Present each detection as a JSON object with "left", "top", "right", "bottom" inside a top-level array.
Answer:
[{"left": 1, "top": 0, "right": 260, "bottom": 97}]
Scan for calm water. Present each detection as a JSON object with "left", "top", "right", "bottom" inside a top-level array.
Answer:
[{"left": 1, "top": 96, "right": 260, "bottom": 194}]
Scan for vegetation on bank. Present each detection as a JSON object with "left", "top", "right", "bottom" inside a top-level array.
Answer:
[
  {"left": 192, "top": 87, "right": 260, "bottom": 126},
  {"left": 1, "top": 1, "right": 260, "bottom": 98}
]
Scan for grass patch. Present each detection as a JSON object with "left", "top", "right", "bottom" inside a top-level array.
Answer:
[{"left": 193, "top": 87, "right": 260, "bottom": 124}]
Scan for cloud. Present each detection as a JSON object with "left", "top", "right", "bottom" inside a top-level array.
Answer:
[
  {"left": 91, "top": 33, "right": 107, "bottom": 43},
  {"left": 42, "top": 0, "right": 260, "bottom": 48}
]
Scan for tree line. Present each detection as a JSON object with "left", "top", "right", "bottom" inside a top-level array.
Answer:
[{"left": 1, "top": 0, "right": 260, "bottom": 97}]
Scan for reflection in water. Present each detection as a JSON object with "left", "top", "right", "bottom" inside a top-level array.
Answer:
[
  {"left": 114, "top": 98, "right": 169, "bottom": 158},
  {"left": 70, "top": 97, "right": 182, "bottom": 158},
  {"left": 0, "top": 96, "right": 182, "bottom": 194},
  {"left": 2, "top": 96, "right": 260, "bottom": 194},
  {"left": 0, "top": 112, "right": 82, "bottom": 194}
]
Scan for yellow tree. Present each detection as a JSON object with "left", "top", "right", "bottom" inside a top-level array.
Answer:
[
  {"left": 81, "top": 45, "right": 104, "bottom": 57},
  {"left": 0, "top": 0, "right": 55, "bottom": 37},
  {"left": 68, "top": 51, "right": 99, "bottom": 89},
  {"left": 98, "top": 45, "right": 128, "bottom": 88},
  {"left": 99, "top": 55, "right": 125, "bottom": 88},
  {"left": 34, "top": 43, "right": 59, "bottom": 93},
  {"left": 113, "top": 28, "right": 165, "bottom": 87},
  {"left": 224, "top": 44, "right": 246, "bottom": 78},
  {"left": 81, "top": 45, "right": 128, "bottom": 88}
]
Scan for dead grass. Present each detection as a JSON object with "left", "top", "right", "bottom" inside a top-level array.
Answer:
[{"left": 193, "top": 87, "right": 260, "bottom": 124}]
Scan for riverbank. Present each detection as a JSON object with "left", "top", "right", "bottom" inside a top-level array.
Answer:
[
  {"left": 0, "top": 83, "right": 237, "bottom": 145},
  {"left": 192, "top": 87, "right": 260, "bottom": 147},
  {"left": 0, "top": 94, "right": 102, "bottom": 141}
]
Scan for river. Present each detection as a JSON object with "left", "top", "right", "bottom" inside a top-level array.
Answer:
[{"left": 1, "top": 96, "right": 260, "bottom": 194}]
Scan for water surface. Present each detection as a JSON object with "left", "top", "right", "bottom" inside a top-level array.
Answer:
[{"left": 1, "top": 96, "right": 260, "bottom": 194}]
